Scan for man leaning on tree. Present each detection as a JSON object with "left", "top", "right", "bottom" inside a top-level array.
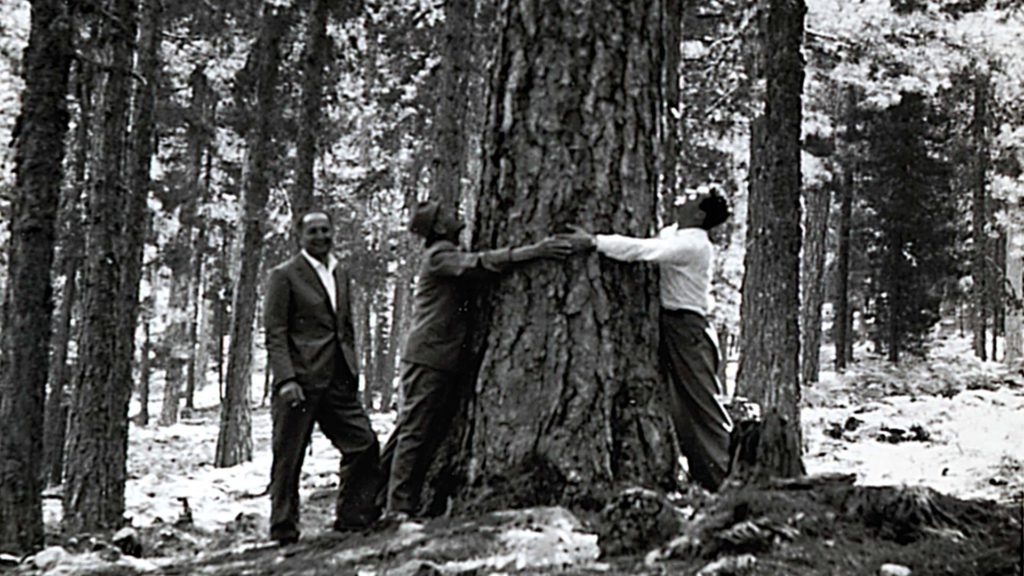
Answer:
[
  {"left": 264, "top": 210, "right": 383, "bottom": 545},
  {"left": 562, "top": 190, "right": 734, "bottom": 492},
  {"left": 378, "top": 199, "right": 574, "bottom": 524}
]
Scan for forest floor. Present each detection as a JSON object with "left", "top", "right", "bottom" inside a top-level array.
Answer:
[{"left": 6, "top": 335, "right": 1023, "bottom": 575}]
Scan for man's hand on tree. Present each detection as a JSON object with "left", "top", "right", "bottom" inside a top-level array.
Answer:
[
  {"left": 529, "top": 237, "right": 574, "bottom": 260},
  {"left": 279, "top": 381, "right": 306, "bottom": 409},
  {"left": 557, "top": 224, "right": 596, "bottom": 252}
]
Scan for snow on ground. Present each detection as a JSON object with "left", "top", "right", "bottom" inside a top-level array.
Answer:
[
  {"left": 42, "top": 335, "right": 1022, "bottom": 540},
  {"left": 804, "top": 336, "right": 1024, "bottom": 503}
]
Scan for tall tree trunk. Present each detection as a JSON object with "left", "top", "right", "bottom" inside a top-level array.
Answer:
[
  {"left": 886, "top": 225, "right": 902, "bottom": 363},
  {"left": 214, "top": 223, "right": 232, "bottom": 397},
  {"left": 971, "top": 72, "right": 990, "bottom": 360},
  {"left": 215, "top": 4, "right": 287, "bottom": 467},
  {"left": 735, "top": 0, "right": 806, "bottom": 479},
  {"left": 1007, "top": 222, "right": 1023, "bottom": 363},
  {"left": 991, "top": 228, "right": 1005, "bottom": 361},
  {"left": 0, "top": 0, "right": 73, "bottom": 552},
  {"left": 661, "top": 0, "right": 682, "bottom": 201},
  {"left": 834, "top": 88, "right": 856, "bottom": 371},
  {"left": 357, "top": 287, "right": 373, "bottom": 408},
  {"left": 800, "top": 183, "right": 831, "bottom": 385},
  {"left": 162, "top": 65, "right": 207, "bottom": 424},
  {"left": 63, "top": 0, "right": 138, "bottom": 534},
  {"left": 430, "top": 0, "right": 472, "bottom": 210},
  {"left": 383, "top": 270, "right": 412, "bottom": 411},
  {"left": 293, "top": 0, "right": 329, "bottom": 220},
  {"left": 430, "top": 0, "right": 678, "bottom": 515},
  {"left": 137, "top": 315, "right": 153, "bottom": 425},
  {"left": 42, "top": 59, "right": 92, "bottom": 489},
  {"left": 371, "top": 291, "right": 391, "bottom": 412}
]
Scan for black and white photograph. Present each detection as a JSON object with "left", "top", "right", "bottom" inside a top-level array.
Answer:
[{"left": 0, "top": 0, "right": 1022, "bottom": 573}]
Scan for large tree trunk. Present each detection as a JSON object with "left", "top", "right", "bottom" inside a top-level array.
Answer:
[
  {"left": 42, "top": 59, "right": 92, "bottom": 489},
  {"left": 427, "top": 0, "right": 678, "bottom": 515},
  {"left": 734, "top": 0, "right": 806, "bottom": 479},
  {"left": 0, "top": 0, "right": 73, "bottom": 552},
  {"left": 215, "top": 4, "right": 287, "bottom": 467},
  {"left": 1007, "top": 223, "right": 1023, "bottom": 363},
  {"left": 800, "top": 182, "right": 831, "bottom": 385},
  {"left": 430, "top": 0, "right": 472, "bottom": 210},
  {"left": 293, "top": 0, "right": 329, "bottom": 219},
  {"left": 971, "top": 73, "right": 990, "bottom": 360},
  {"left": 63, "top": 0, "right": 138, "bottom": 534}
]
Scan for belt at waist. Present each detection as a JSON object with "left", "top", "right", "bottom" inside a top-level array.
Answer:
[{"left": 660, "top": 307, "right": 707, "bottom": 321}]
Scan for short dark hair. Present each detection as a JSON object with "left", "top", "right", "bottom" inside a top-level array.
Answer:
[
  {"left": 698, "top": 194, "right": 730, "bottom": 230},
  {"left": 296, "top": 209, "right": 333, "bottom": 233}
]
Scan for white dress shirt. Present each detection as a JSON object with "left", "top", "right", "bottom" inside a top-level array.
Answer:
[
  {"left": 594, "top": 224, "right": 714, "bottom": 316},
  {"left": 301, "top": 250, "right": 339, "bottom": 312}
]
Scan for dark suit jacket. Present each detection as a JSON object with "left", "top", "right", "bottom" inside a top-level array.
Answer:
[
  {"left": 264, "top": 254, "right": 359, "bottom": 391},
  {"left": 401, "top": 240, "right": 510, "bottom": 372}
]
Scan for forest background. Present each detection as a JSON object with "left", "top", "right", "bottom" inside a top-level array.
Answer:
[{"left": 0, "top": 0, "right": 1022, "bottom": 573}]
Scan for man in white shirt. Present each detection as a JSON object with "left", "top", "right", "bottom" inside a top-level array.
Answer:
[{"left": 565, "top": 192, "right": 734, "bottom": 491}]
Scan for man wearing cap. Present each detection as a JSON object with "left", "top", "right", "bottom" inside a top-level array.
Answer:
[
  {"left": 563, "top": 192, "right": 734, "bottom": 492},
  {"left": 381, "top": 199, "right": 573, "bottom": 522},
  {"left": 264, "top": 210, "right": 382, "bottom": 544}
]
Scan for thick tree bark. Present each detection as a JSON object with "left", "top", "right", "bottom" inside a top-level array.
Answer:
[
  {"left": 428, "top": 0, "right": 678, "bottom": 515},
  {"left": 971, "top": 73, "right": 990, "bottom": 360},
  {"left": 293, "top": 0, "right": 329, "bottom": 219},
  {"left": 430, "top": 0, "right": 473, "bottom": 211},
  {"left": 42, "top": 59, "right": 92, "bottom": 489},
  {"left": 735, "top": 0, "right": 806, "bottom": 479},
  {"left": 215, "top": 4, "right": 287, "bottom": 467},
  {"left": 0, "top": 0, "right": 73, "bottom": 553},
  {"left": 800, "top": 183, "right": 831, "bottom": 385},
  {"left": 63, "top": 0, "right": 138, "bottom": 534}
]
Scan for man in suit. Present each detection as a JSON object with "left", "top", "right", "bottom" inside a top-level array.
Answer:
[
  {"left": 380, "top": 200, "right": 574, "bottom": 522},
  {"left": 264, "top": 210, "right": 382, "bottom": 544}
]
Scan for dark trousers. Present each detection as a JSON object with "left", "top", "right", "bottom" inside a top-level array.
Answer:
[
  {"left": 659, "top": 309, "right": 734, "bottom": 492},
  {"left": 269, "top": 361, "right": 381, "bottom": 540},
  {"left": 382, "top": 361, "right": 456, "bottom": 515}
]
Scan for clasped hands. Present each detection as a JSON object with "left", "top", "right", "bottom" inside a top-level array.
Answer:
[{"left": 528, "top": 225, "right": 597, "bottom": 260}]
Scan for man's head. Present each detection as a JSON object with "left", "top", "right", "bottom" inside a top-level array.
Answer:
[
  {"left": 297, "top": 209, "right": 334, "bottom": 261},
  {"left": 409, "top": 199, "right": 464, "bottom": 243},
  {"left": 673, "top": 191, "right": 730, "bottom": 230}
]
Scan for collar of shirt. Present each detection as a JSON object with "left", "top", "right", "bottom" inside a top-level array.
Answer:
[
  {"left": 301, "top": 250, "right": 337, "bottom": 275},
  {"left": 301, "top": 250, "right": 338, "bottom": 311}
]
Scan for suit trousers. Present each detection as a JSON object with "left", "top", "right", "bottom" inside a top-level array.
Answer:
[
  {"left": 269, "top": 360, "right": 381, "bottom": 540},
  {"left": 659, "top": 309, "right": 734, "bottom": 492},
  {"left": 383, "top": 361, "right": 457, "bottom": 515}
]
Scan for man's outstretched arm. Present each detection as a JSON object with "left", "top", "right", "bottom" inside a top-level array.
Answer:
[
  {"left": 428, "top": 237, "right": 574, "bottom": 278},
  {"left": 561, "top": 225, "right": 698, "bottom": 264}
]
